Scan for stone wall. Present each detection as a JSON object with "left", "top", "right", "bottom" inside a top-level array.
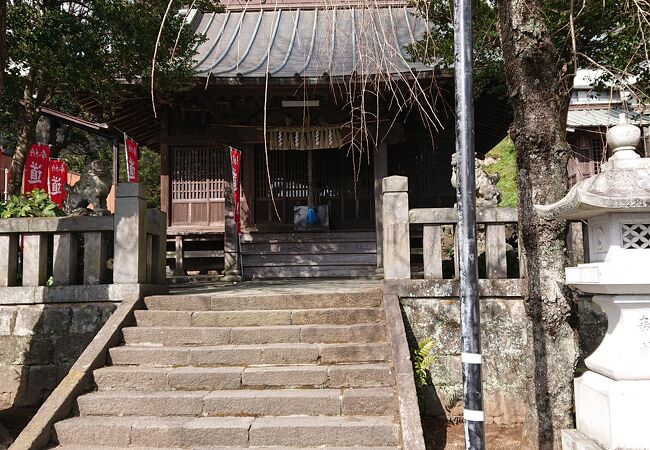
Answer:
[
  {"left": 401, "top": 295, "right": 607, "bottom": 426},
  {"left": 0, "top": 302, "right": 116, "bottom": 414},
  {"left": 402, "top": 297, "right": 530, "bottom": 425}
]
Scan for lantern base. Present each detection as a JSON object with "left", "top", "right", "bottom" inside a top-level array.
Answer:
[{"left": 569, "top": 371, "right": 650, "bottom": 450}]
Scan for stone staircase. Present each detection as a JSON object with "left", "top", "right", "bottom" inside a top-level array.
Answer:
[{"left": 52, "top": 289, "right": 405, "bottom": 449}]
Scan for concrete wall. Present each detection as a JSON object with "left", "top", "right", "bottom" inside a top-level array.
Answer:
[{"left": 0, "top": 302, "right": 116, "bottom": 414}]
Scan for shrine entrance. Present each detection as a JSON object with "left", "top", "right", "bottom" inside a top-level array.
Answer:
[{"left": 253, "top": 146, "right": 374, "bottom": 230}]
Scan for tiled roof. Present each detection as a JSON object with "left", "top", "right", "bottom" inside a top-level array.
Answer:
[
  {"left": 567, "top": 107, "right": 650, "bottom": 128},
  {"left": 191, "top": 6, "right": 432, "bottom": 79}
]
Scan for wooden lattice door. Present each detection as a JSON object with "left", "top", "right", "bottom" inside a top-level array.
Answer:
[
  {"left": 254, "top": 148, "right": 373, "bottom": 229},
  {"left": 171, "top": 147, "right": 226, "bottom": 228}
]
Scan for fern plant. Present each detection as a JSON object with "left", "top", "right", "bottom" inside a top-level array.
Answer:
[
  {"left": 412, "top": 336, "right": 436, "bottom": 409},
  {"left": 0, "top": 189, "right": 63, "bottom": 218}
]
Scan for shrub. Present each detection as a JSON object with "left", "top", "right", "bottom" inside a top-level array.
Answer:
[{"left": 0, "top": 189, "right": 64, "bottom": 218}]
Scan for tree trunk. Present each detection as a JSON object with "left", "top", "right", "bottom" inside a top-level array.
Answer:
[
  {"left": 8, "top": 86, "right": 41, "bottom": 196},
  {"left": 495, "top": 0, "right": 577, "bottom": 448}
]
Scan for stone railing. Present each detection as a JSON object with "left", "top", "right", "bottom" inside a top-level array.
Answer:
[
  {"left": 382, "top": 175, "right": 523, "bottom": 284},
  {"left": 0, "top": 183, "right": 166, "bottom": 295}
]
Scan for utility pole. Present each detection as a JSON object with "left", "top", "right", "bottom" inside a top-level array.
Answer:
[{"left": 453, "top": 0, "right": 485, "bottom": 447}]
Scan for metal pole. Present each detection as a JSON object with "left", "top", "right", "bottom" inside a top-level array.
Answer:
[{"left": 453, "top": 0, "right": 485, "bottom": 447}]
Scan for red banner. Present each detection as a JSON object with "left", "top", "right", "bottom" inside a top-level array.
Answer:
[
  {"left": 23, "top": 144, "right": 51, "bottom": 193},
  {"left": 48, "top": 159, "right": 68, "bottom": 207},
  {"left": 230, "top": 147, "right": 241, "bottom": 233},
  {"left": 124, "top": 135, "right": 139, "bottom": 182}
]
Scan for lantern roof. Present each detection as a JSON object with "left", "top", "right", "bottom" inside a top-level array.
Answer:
[{"left": 536, "top": 115, "right": 650, "bottom": 220}]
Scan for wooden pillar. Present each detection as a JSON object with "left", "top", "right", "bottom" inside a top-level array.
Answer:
[
  {"left": 374, "top": 143, "right": 388, "bottom": 277},
  {"left": 223, "top": 149, "right": 242, "bottom": 281},
  {"left": 160, "top": 106, "right": 171, "bottom": 226}
]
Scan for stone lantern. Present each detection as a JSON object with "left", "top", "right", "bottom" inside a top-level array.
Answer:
[{"left": 537, "top": 114, "right": 650, "bottom": 450}]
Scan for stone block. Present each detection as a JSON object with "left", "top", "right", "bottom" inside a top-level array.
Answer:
[
  {"left": 341, "top": 387, "right": 396, "bottom": 416},
  {"left": 0, "top": 309, "right": 14, "bottom": 336},
  {"left": 121, "top": 326, "right": 231, "bottom": 346},
  {"left": 78, "top": 391, "right": 204, "bottom": 416},
  {"left": 93, "top": 366, "right": 171, "bottom": 391},
  {"left": 319, "top": 343, "right": 388, "bottom": 364},
  {"left": 0, "top": 336, "right": 30, "bottom": 365},
  {"left": 230, "top": 326, "right": 301, "bottom": 344},
  {"left": 40, "top": 305, "right": 72, "bottom": 334},
  {"left": 241, "top": 365, "right": 328, "bottom": 388},
  {"left": 109, "top": 346, "right": 191, "bottom": 366},
  {"left": 190, "top": 346, "right": 262, "bottom": 366},
  {"left": 260, "top": 344, "right": 320, "bottom": 364},
  {"left": 290, "top": 308, "right": 382, "bottom": 325},
  {"left": 204, "top": 389, "right": 340, "bottom": 416},
  {"left": 25, "top": 364, "right": 58, "bottom": 405},
  {"left": 145, "top": 295, "right": 211, "bottom": 311},
  {"left": 327, "top": 364, "right": 394, "bottom": 388},
  {"left": 134, "top": 310, "right": 192, "bottom": 327},
  {"left": 300, "top": 323, "right": 385, "bottom": 343},
  {"left": 13, "top": 307, "right": 44, "bottom": 336},
  {"left": 54, "top": 417, "right": 132, "bottom": 446},
  {"left": 0, "top": 365, "right": 22, "bottom": 409},
  {"left": 192, "top": 310, "right": 292, "bottom": 327},
  {"left": 168, "top": 367, "right": 242, "bottom": 391},
  {"left": 129, "top": 417, "right": 252, "bottom": 448},
  {"left": 248, "top": 416, "right": 399, "bottom": 447}
]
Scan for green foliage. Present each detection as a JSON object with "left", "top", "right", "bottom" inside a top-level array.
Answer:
[
  {"left": 0, "top": 189, "right": 64, "bottom": 218},
  {"left": 485, "top": 137, "right": 518, "bottom": 207},
  {"left": 412, "top": 337, "right": 436, "bottom": 393},
  {"left": 138, "top": 148, "right": 162, "bottom": 209},
  {"left": 0, "top": 0, "right": 204, "bottom": 155},
  {"left": 410, "top": 0, "right": 650, "bottom": 101}
]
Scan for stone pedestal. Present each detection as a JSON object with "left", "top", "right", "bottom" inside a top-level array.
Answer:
[{"left": 573, "top": 372, "right": 650, "bottom": 449}]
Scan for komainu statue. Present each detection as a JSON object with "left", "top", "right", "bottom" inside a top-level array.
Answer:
[
  {"left": 64, "top": 160, "right": 113, "bottom": 216},
  {"left": 450, "top": 153, "right": 501, "bottom": 207}
]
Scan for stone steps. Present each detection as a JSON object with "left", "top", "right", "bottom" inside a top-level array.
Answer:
[
  {"left": 55, "top": 447, "right": 400, "bottom": 450},
  {"left": 54, "top": 415, "right": 400, "bottom": 447},
  {"left": 77, "top": 387, "right": 396, "bottom": 417},
  {"left": 145, "top": 292, "right": 382, "bottom": 311},
  {"left": 134, "top": 307, "right": 384, "bottom": 327},
  {"left": 93, "top": 363, "right": 395, "bottom": 391},
  {"left": 52, "top": 287, "right": 407, "bottom": 449},
  {"left": 109, "top": 342, "right": 389, "bottom": 367},
  {"left": 121, "top": 323, "right": 386, "bottom": 345}
]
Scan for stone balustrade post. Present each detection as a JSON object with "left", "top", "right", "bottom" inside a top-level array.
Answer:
[
  {"left": 0, "top": 234, "right": 18, "bottom": 286},
  {"left": 382, "top": 176, "right": 410, "bottom": 280},
  {"left": 113, "top": 183, "right": 147, "bottom": 284}
]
